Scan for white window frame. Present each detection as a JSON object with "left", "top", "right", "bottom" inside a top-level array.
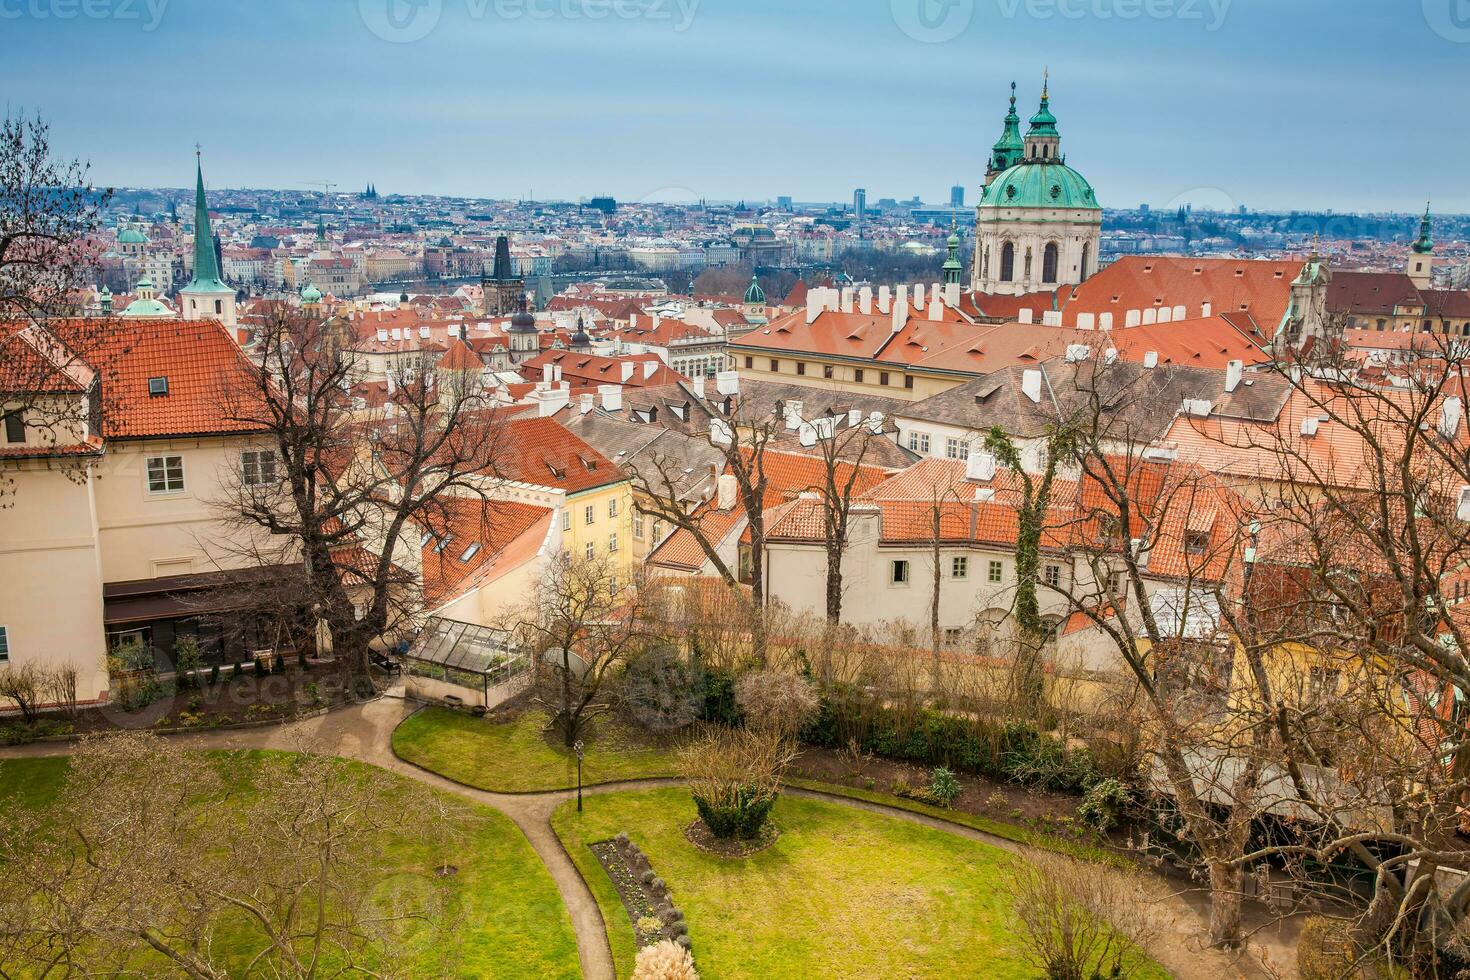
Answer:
[
  {"left": 891, "top": 560, "right": 910, "bottom": 585},
  {"left": 584, "top": 504, "right": 596, "bottom": 525},
  {"left": 1043, "top": 563, "right": 1061, "bottom": 588},
  {"left": 987, "top": 560, "right": 1003, "bottom": 584},
  {"left": 633, "top": 514, "right": 646, "bottom": 540},
  {"left": 585, "top": 541, "right": 596, "bottom": 561},
  {"left": 608, "top": 532, "right": 619, "bottom": 553},
  {"left": 945, "top": 437, "right": 970, "bottom": 461},
  {"left": 562, "top": 510, "right": 571, "bottom": 532},
  {"left": 907, "top": 431, "right": 930, "bottom": 454},
  {"left": 608, "top": 498, "right": 619, "bottom": 519},
  {"left": 146, "top": 454, "right": 186, "bottom": 495},
  {"left": 241, "top": 449, "right": 277, "bottom": 487}
]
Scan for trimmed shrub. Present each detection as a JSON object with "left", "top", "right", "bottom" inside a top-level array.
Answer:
[
  {"left": 693, "top": 790, "right": 775, "bottom": 840},
  {"left": 1077, "top": 778, "right": 1131, "bottom": 834},
  {"left": 680, "top": 728, "right": 792, "bottom": 840}
]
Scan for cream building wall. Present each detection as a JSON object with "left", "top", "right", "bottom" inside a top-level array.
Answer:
[{"left": 0, "top": 464, "right": 110, "bottom": 702}]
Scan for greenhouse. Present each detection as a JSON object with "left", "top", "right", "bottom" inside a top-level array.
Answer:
[{"left": 401, "top": 618, "right": 530, "bottom": 709}]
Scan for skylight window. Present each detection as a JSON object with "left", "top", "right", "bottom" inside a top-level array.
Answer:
[
  {"left": 459, "top": 542, "right": 481, "bottom": 562},
  {"left": 148, "top": 376, "right": 169, "bottom": 396},
  {"left": 434, "top": 534, "right": 453, "bottom": 554}
]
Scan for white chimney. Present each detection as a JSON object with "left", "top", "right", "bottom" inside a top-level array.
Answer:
[
  {"left": 543, "top": 364, "right": 554, "bottom": 383},
  {"left": 840, "top": 287, "right": 855, "bottom": 313},
  {"left": 878, "top": 286, "right": 892, "bottom": 315},
  {"left": 1201, "top": 302, "right": 1213, "bottom": 318},
  {"left": 1065, "top": 344, "right": 1090, "bottom": 363},
  {"left": 710, "top": 418, "right": 734, "bottom": 446},
  {"left": 966, "top": 450, "right": 997, "bottom": 482},
  {"left": 620, "top": 362, "right": 635, "bottom": 383},
  {"left": 798, "top": 422, "right": 817, "bottom": 447},
  {"left": 1440, "top": 396, "right": 1463, "bottom": 439},
  {"left": 858, "top": 286, "right": 873, "bottom": 314},
  {"left": 716, "top": 473, "right": 738, "bottom": 511},
  {"left": 945, "top": 282, "right": 961, "bottom": 309},
  {"left": 579, "top": 393, "right": 595, "bottom": 414},
  {"left": 629, "top": 313, "right": 638, "bottom": 329},
  {"left": 785, "top": 399, "right": 804, "bottom": 430},
  {"left": 553, "top": 365, "right": 563, "bottom": 383},
  {"left": 1099, "top": 312, "right": 1114, "bottom": 331},
  {"left": 914, "top": 283, "right": 926, "bottom": 311},
  {"left": 1173, "top": 305, "right": 1188, "bottom": 321},
  {"left": 892, "top": 295, "right": 909, "bottom": 333},
  {"left": 848, "top": 408, "right": 862, "bottom": 427},
  {"left": 806, "top": 288, "right": 821, "bottom": 324},
  {"left": 1225, "top": 359, "right": 1243, "bottom": 393},
  {"left": 1301, "top": 416, "right": 1320, "bottom": 438},
  {"left": 1022, "top": 369, "right": 1043, "bottom": 404},
  {"left": 866, "top": 411, "right": 885, "bottom": 434},
  {"left": 1077, "top": 312, "right": 1096, "bottom": 331},
  {"left": 377, "top": 328, "right": 388, "bottom": 342},
  {"left": 1184, "top": 398, "right": 1213, "bottom": 417},
  {"left": 643, "top": 360, "right": 658, "bottom": 380},
  {"left": 599, "top": 384, "right": 623, "bottom": 412},
  {"left": 928, "top": 295, "right": 944, "bottom": 321},
  {"left": 1143, "top": 350, "right": 1159, "bottom": 369},
  {"left": 1125, "top": 310, "right": 1141, "bottom": 328},
  {"left": 1019, "top": 309, "right": 1033, "bottom": 324},
  {"left": 1142, "top": 308, "right": 1158, "bottom": 325},
  {"left": 691, "top": 376, "right": 706, "bottom": 400},
  {"left": 716, "top": 370, "right": 740, "bottom": 396}
]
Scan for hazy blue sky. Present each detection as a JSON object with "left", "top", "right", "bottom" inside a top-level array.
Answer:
[{"left": 2, "top": 0, "right": 1466, "bottom": 212}]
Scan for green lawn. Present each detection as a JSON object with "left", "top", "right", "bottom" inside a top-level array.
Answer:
[
  {"left": 0, "top": 753, "right": 579, "bottom": 979},
  {"left": 552, "top": 787, "right": 1165, "bottom": 980},
  {"left": 392, "top": 705, "right": 678, "bottom": 792}
]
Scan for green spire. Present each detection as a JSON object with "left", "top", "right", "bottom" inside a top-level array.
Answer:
[
  {"left": 1027, "top": 69, "right": 1058, "bottom": 136},
  {"left": 1413, "top": 201, "right": 1434, "bottom": 255},
  {"left": 184, "top": 151, "right": 231, "bottom": 295},
  {"left": 989, "top": 81, "right": 1024, "bottom": 173},
  {"left": 943, "top": 221, "right": 963, "bottom": 285}
]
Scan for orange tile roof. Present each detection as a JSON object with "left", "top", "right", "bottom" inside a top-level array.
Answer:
[
  {"left": 496, "top": 416, "right": 625, "bottom": 494},
  {"left": 1060, "top": 256, "right": 1302, "bottom": 329},
  {"left": 419, "top": 496, "right": 553, "bottom": 606}
]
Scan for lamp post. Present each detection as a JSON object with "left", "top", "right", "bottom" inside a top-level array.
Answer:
[{"left": 574, "top": 739, "right": 585, "bottom": 813}]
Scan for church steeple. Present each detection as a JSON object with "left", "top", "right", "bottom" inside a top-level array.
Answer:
[
  {"left": 943, "top": 221, "right": 963, "bottom": 286},
  {"left": 1024, "top": 70, "right": 1060, "bottom": 160},
  {"left": 986, "top": 81, "right": 1025, "bottom": 184},
  {"left": 1407, "top": 201, "right": 1435, "bottom": 288},
  {"left": 179, "top": 150, "right": 237, "bottom": 327}
]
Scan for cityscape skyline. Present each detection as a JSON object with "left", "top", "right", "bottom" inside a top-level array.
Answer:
[{"left": 3, "top": 0, "right": 1467, "bottom": 213}]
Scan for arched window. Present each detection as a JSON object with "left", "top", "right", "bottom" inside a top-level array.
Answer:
[
  {"left": 1080, "top": 243, "right": 1091, "bottom": 280},
  {"left": 1042, "top": 243, "right": 1059, "bottom": 284},
  {"left": 999, "top": 242, "right": 1015, "bottom": 282}
]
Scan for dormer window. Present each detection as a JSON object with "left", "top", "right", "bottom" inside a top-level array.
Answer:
[
  {"left": 148, "top": 376, "right": 169, "bottom": 397},
  {"left": 459, "top": 542, "right": 481, "bottom": 562}
]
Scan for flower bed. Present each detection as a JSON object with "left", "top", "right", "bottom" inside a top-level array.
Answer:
[{"left": 590, "top": 832, "right": 692, "bottom": 954}]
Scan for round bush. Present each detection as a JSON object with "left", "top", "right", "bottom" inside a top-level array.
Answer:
[{"left": 693, "top": 790, "right": 777, "bottom": 840}]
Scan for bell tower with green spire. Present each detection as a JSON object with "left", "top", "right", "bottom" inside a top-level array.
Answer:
[
  {"left": 985, "top": 81, "right": 1025, "bottom": 186},
  {"left": 1023, "top": 69, "right": 1061, "bottom": 161},
  {"left": 1408, "top": 202, "right": 1435, "bottom": 289},
  {"left": 942, "top": 222, "right": 963, "bottom": 287},
  {"left": 179, "top": 150, "right": 237, "bottom": 328}
]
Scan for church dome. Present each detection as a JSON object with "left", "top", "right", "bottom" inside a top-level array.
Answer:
[
  {"left": 509, "top": 298, "right": 537, "bottom": 333},
  {"left": 300, "top": 282, "right": 322, "bottom": 303},
  {"left": 117, "top": 227, "right": 149, "bottom": 245},
  {"left": 743, "top": 276, "right": 766, "bottom": 305},
  {"left": 571, "top": 316, "right": 591, "bottom": 345},
  {"left": 978, "top": 160, "right": 1099, "bottom": 211}
]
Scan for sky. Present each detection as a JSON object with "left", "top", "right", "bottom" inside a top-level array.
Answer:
[{"left": 2, "top": 0, "right": 1467, "bottom": 213}]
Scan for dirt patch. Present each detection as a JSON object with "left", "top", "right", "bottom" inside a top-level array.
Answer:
[
  {"left": 791, "top": 744, "right": 1083, "bottom": 829},
  {"left": 0, "top": 662, "right": 360, "bottom": 744},
  {"left": 683, "top": 818, "right": 779, "bottom": 858}
]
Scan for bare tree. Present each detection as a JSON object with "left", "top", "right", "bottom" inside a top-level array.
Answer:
[
  {"left": 0, "top": 732, "right": 459, "bottom": 978},
  {"left": 516, "top": 552, "right": 649, "bottom": 747},
  {"left": 631, "top": 409, "right": 779, "bottom": 664},
  {"left": 0, "top": 662, "right": 44, "bottom": 725},
  {"left": 216, "top": 304, "right": 510, "bottom": 679},
  {"left": 806, "top": 413, "right": 886, "bottom": 624}
]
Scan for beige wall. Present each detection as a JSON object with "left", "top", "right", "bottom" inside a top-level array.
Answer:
[
  {"left": 0, "top": 463, "right": 109, "bottom": 702},
  {"left": 728, "top": 358, "right": 960, "bottom": 401},
  {"left": 91, "top": 435, "right": 281, "bottom": 583}
]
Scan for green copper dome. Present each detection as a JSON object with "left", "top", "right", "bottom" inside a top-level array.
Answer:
[
  {"left": 300, "top": 282, "right": 322, "bottom": 303},
  {"left": 117, "top": 226, "right": 149, "bottom": 245},
  {"left": 744, "top": 275, "right": 765, "bottom": 305},
  {"left": 1413, "top": 204, "right": 1434, "bottom": 255},
  {"left": 978, "top": 160, "right": 1099, "bottom": 210}
]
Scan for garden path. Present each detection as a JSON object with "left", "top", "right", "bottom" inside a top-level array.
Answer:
[{"left": 0, "top": 698, "right": 1295, "bottom": 980}]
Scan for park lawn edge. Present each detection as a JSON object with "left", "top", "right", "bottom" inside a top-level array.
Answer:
[
  {"left": 782, "top": 778, "right": 1131, "bottom": 868},
  {"left": 550, "top": 799, "right": 641, "bottom": 980}
]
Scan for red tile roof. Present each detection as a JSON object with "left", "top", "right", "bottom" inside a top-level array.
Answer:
[
  {"left": 419, "top": 496, "right": 553, "bottom": 606},
  {"left": 496, "top": 416, "right": 624, "bottom": 494}
]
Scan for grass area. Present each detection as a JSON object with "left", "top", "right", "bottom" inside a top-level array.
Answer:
[
  {"left": 0, "top": 752, "right": 580, "bottom": 979},
  {"left": 783, "top": 778, "right": 1131, "bottom": 868},
  {"left": 552, "top": 786, "right": 1169, "bottom": 980},
  {"left": 392, "top": 705, "right": 678, "bottom": 792}
]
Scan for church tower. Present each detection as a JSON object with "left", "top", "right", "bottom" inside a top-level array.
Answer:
[
  {"left": 482, "top": 235, "right": 525, "bottom": 317},
  {"left": 178, "top": 153, "right": 237, "bottom": 328},
  {"left": 1407, "top": 203, "right": 1435, "bottom": 289},
  {"left": 971, "top": 77, "right": 1101, "bottom": 297}
]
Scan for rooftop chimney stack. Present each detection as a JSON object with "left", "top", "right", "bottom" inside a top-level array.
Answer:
[
  {"left": 1225, "top": 359, "right": 1243, "bottom": 393},
  {"left": 1022, "top": 369, "right": 1043, "bottom": 404}
]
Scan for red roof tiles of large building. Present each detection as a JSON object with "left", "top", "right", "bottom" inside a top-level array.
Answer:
[
  {"left": 419, "top": 495, "right": 553, "bottom": 606},
  {"left": 519, "top": 350, "right": 684, "bottom": 389},
  {"left": 1060, "top": 256, "right": 1303, "bottom": 329}
]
